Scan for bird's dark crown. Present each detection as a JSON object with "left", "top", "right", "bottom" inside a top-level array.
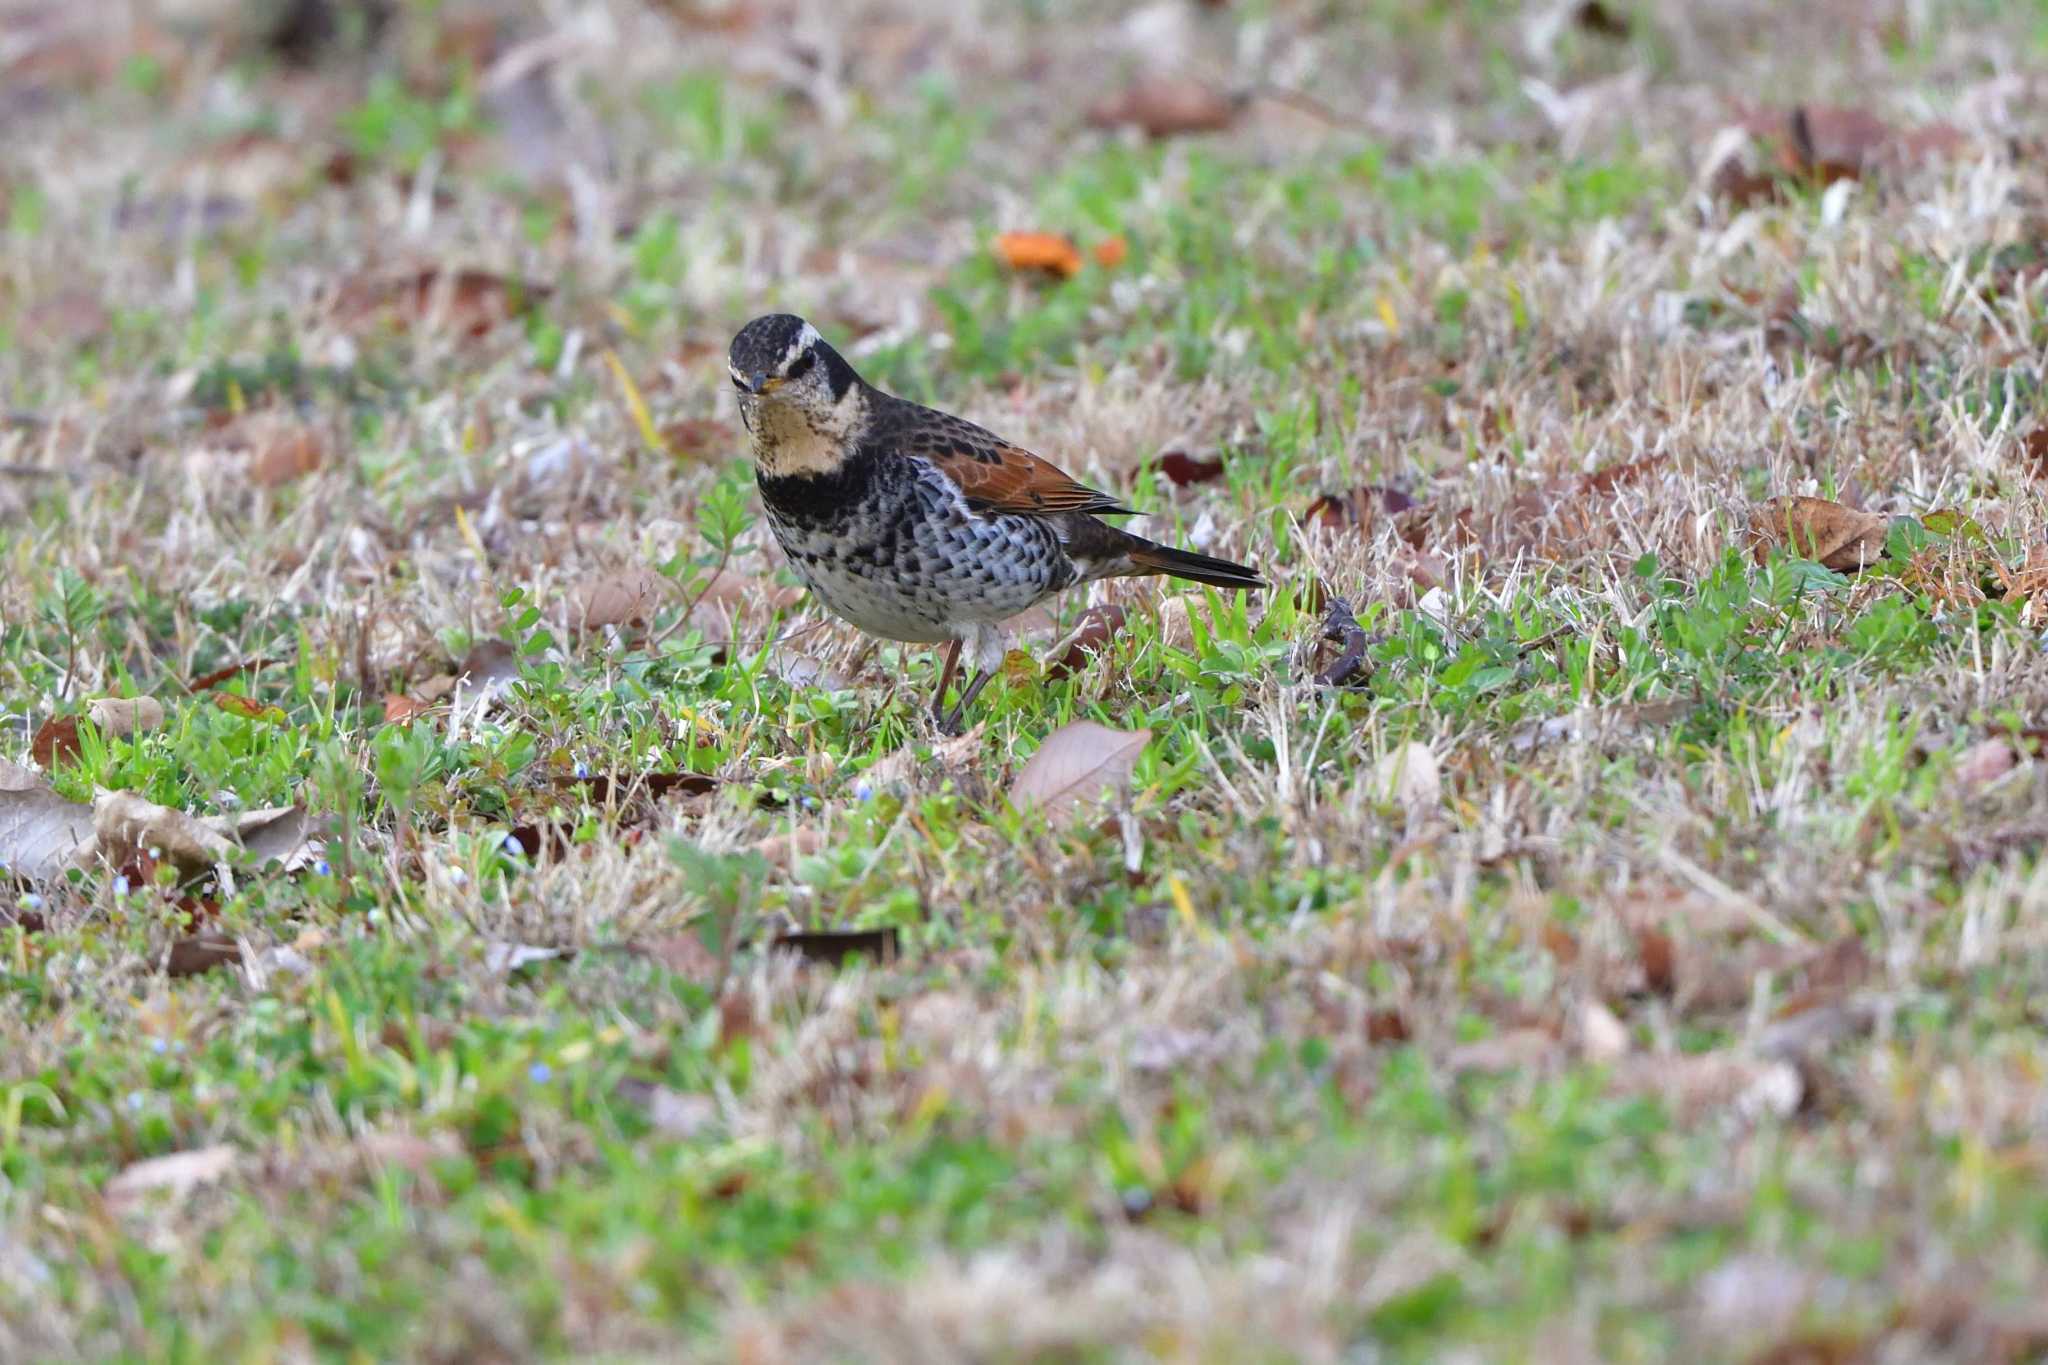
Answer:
[{"left": 728, "top": 313, "right": 858, "bottom": 400}]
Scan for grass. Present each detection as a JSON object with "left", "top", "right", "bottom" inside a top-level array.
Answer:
[{"left": 7, "top": 0, "right": 2048, "bottom": 1360}]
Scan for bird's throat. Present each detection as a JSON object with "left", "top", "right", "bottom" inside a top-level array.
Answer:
[{"left": 747, "top": 390, "right": 866, "bottom": 480}]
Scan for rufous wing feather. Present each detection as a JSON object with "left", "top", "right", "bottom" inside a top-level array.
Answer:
[{"left": 930, "top": 443, "right": 1133, "bottom": 517}]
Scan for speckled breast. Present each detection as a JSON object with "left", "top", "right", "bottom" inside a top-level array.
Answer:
[{"left": 758, "top": 454, "right": 1072, "bottom": 643}]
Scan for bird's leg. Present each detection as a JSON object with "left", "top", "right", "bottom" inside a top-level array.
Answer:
[
  {"left": 931, "top": 638, "right": 963, "bottom": 727},
  {"left": 934, "top": 624, "right": 1003, "bottom": 736}
]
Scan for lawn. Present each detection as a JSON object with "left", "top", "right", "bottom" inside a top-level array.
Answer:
[{"left": 6, "top": 0, "right": 2048, "bottom": 1360}]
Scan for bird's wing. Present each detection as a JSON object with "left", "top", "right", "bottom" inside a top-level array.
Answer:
[
  {"left": 928, "top": 442, "right": 1134, "bottom": 517},
  {"left": 889, "top": 406, "right": 1131, "bottom": 517}
]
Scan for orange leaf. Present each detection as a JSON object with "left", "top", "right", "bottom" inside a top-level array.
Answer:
[
  {"left": 211, "top": 693, "right": 286, "bottom": 725},
  {"left": 1092, "top": 235, "right": 1128, "bottom": 269},
  {"left": 994, "top": 232, "right": 1083, "bottom": 279}
]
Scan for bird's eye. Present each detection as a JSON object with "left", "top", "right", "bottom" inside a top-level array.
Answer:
[{"left": 784, "top": 350, "right": 815, "bottom": 382}]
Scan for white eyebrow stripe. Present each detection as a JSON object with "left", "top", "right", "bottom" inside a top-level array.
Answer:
[{"left": 780, "top": 321, "right": 821, "bottom": 369}]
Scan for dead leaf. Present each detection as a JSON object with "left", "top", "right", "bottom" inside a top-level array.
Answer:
[
  {"left": 1577, "top": 1000, "right": 1631, "bottom": 1062},
  {"left": 28, "top": 716, "right": 80, "bottom": 768},
  {"left": 1045, "top": 605, "right": 1128, "bottom": 681},
  {"left": 637, "top": 934, "right": 721, "bottom": 983},
  {"left": 755, "top": 826, "right": 826, "bottom": 865},
  {"left": 1092, "top": 235, "right": 1128, "bottom": 269},
  {"left": 87, "top": 696, "right": 165, "bottom": 741},
  {"left": 94, "top": 791, "right": 236, "bottom": 877},
  {"left": 454, "top": 639, "right": 521, "bottom": 703},
  {"left": 1574, "top": 0, "right": 1630, "bottom": 37},
  {"left": 1748, "top": 496, "right": 1889, "bottom": 572},
  {"left": 383, "top": 692, "right": 432, "bottom": 723},
  {"left": 1306, "top": 485, "right": 1423, "bottom": 546},
  {"left": 1366, "top": 1008, "right": 1411, "bottom": 1043},
  {"left": 105, "top": 1144, "right": 237, "bottom": 1212},
  {"left": 658, "top": 417, "right": 738, "bottom": 459},
  {"left": 242, "top": 414, "right": 326, "bottom": 488},
  {"left": 1447, "top": 1027, "right": 1558, "bottom": 1073},
  {"left": 994, "top": 231, "right": 1083, "bottom": 279},
  {"left": 1310, "top": 596, "right": 1373, "bottom": 687},
  {"left": 770, "top": 927, "right": 899, "bottom": 967},
  {"left": 1153, "top": 450, "right": 1225, "bottom": 487},
  {"left": 0, "top": 759, "right": 95, "bottom": 884},
  {"left": 27, "top": 289, "right": 110, "bottom": 345},
  {"left": 210, "top": 692, "right": 287, "bottom": 725},
  {"left": 166, "top": 934, "right": 242, "bottom": 978},
  {"left": 862, "top": 723, "right": 988, "bottom": 793},
  {"left": 1087, "top": 76, "right": 1239, "bottom": 138},
  {"left": 189, "top": 658, "right": 280, "bottom": 691},
  {"left": 334, "top": 268, "right": 548, "bottom": 339},
  {"left": 483, "top": 941, "right": 567, "bottom": 974},
  {"left": 2021, "top": 428, "right": 2048, "bottom": 481},
  {"left": 1010, "top": 721, "right": 1151, "bottom": 823},
  {"left": 1578, "top": 454, "right": 1670, "bottom": 495},
  {"left": 567, "top": 771, "right": 721, "bottom": 804},
  {"left": 1611, "top": 1050, "right": 1802, "bottom": 1122},
  {"left": 1372, "top": 742, "right": 1441, "bottom": 814},
  {"left": 1955, "top": 737, "right": 2018, "bottom": 789},
  {"left": 568, "top": 567, "right": 668, "bottom": 630},
  {"left": 218, "top": 805, "right": 322, "bottom": 871}
]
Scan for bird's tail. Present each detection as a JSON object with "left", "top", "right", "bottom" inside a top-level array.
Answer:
[{"left": 1123, "top": 540, "right": 1266, "bottom": 591}]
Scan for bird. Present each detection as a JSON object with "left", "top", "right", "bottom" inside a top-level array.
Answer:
[{"left": 727, "top": 313, "right": 1264, "bottom": 733}]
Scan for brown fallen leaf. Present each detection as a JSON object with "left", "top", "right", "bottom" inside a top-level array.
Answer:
[
  {"left": 334, "top": 268, "right": 549, "bottom": 339},
  {"left": 1087, "top": 76, "right": 1240, "bottom": 138},
  {"left": 994, "top": 231, "right": 1083, "bottom": 279},
  {"left": 0, "top": 758, "right": 95, "bottom": 884},
  {"left": 28, "top": 716, "right": 80, "bottom": 769},
  {"left": 1306, "top": 485, "right": 1421, "bottom": 544},
  {"left": 1578, "top": 454, "right": 1670, "bottom": 495},
  {"left": 1010, "top": 721, "right": 1151, "bottom": 824},
  {"left": 657, "top": 418, "right": 738, "bottom": 461},
  {"left": 1574, "top": 0, "right": 1630, "bottom": 38},
  {"left": 1045, "top": 605, "right": 1128, "bottom": 681},
  {"left": 95, "top": 791, "right": 236, "bottom": 877},
  {"left": 2021, "top": 428, "right": 2048, "bottom": 481},
  {"left": 754, "top": 826, "right": 827, "bottom": 865},
  {"left": 1717, "top": 105, "right": 1970, "bottom": 203},
  {"left": 1153, "top": 450, "right": 1225, "bottom": 487},
  {"left": 219, "top": 805, "right": 322, "bottom": 872},
  {"left": 1748, "top": 496, "right": 1889, "bottom": 572},
  {"left": 241, "top": 414, "right": 327, "bottom": 488},
  {"left": 166, "top": 933, "right": 243, "bottom": 978},
  {"left": 1310, "top": 596, "right": 1373, "bottom": 687},
  {"left": 861, "top": 723, "right": 988, "bottom": 793},
  {"left": 770, "top": 926, "right": 899, "bottom": 967},
  {"left": 567, "top": 567, "right": 668, "bottom": 631},
  {"left": 566, "top": 771, "right": 721, "bottom": 805},
  {"left": 1954, "top": 737, "right": 2018, "bottom": 789},
  {"left": 105, "top": 1144, "right": 238, "bottom": 1212},
  {"left": 88, "top": 696, "right": 165, "bottom": 741},
  {"left": 1609, "top": 1050, "right": 1802, "bottom": 1122},
  {"left": 189, "top": 657, "right": 281, "bottom": 691}
]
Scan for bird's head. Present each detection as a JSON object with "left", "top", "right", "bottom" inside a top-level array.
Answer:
[{"left": 727, "top": 313, "right": 859, "bottom": 424}]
